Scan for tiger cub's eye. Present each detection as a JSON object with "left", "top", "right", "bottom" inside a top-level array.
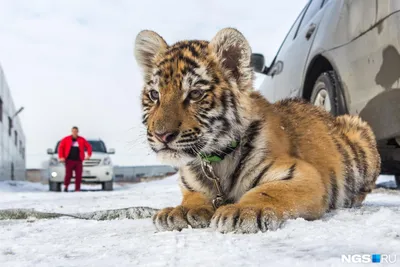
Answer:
[
  {"left": 149, "top": 90, "right": 159, "bottom": 101},
  {"left": 189, "top": 89, "right": 204, "bottom": 101}
]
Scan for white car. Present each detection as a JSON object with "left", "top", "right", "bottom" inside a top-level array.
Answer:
[{"left": 46, "top": 139, "right": 115, "bottom": 191}]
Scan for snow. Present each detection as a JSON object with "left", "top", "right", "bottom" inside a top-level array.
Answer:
[
  {"left": 1, "top": 175, "right": 400, "bottom": 267},
  {"left": 0, "top": 178, "right": 181, "bottom": 214}
]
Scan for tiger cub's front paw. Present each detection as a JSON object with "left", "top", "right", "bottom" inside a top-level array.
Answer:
[
  {"left": 153, "top": 205, "right": 214, "bottom": 231},
  {"left": 210, "top": 204, "right": 283, "bottom": 234}
]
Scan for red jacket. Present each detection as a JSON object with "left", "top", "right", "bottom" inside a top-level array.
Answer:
[{"left": 58, "top": 136, "right": 92, "bottom": 161}]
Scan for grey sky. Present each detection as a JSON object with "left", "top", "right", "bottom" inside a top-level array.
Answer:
[{"left": 0, "top": 0, "right": 307, "bottom": 168}]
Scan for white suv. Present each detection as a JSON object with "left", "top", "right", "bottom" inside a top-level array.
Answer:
[{"left": 46, "top": 139, "right": 115, "bottom": 191}]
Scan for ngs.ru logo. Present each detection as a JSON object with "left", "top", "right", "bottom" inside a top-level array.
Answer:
[{"left": 341, "top": 254, "right": 397, "bottom": 264}]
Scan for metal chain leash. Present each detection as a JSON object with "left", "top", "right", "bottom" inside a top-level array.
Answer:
[{"left": 200, "top": 160, "right": 226, "bottom": 209}]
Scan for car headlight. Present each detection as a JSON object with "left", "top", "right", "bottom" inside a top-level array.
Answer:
[
  {"left": 49, "top": 158, "right": 59, "bottom": 166},
  {"left": 103, "top": 157, "right": 112, "bottom": 165}
]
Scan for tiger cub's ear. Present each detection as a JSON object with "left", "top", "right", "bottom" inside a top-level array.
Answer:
[
  {"left": 134, "top": 30, "right": 168, "bottom": 80},
  {"left": 210, "top": 28, "right": 253, "bottom": 90}
]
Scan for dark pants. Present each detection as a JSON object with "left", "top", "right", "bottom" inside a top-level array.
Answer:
[{"left": 64, "top": 160, "right": 83, "bottom": 191}]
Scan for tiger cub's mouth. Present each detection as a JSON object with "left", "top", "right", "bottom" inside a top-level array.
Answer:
[
  {"left": 154, "top": 146, "right": 198, "bottom": 167},
  {"left": 149, "top": 136, "right": 209, "bottom": 167}
]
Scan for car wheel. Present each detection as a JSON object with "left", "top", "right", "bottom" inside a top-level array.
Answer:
[
  {"left": 49, "top": 181, "right": 61, "bottom": 192},
  {"left": 102, "top": 181, "right": 113, "bottom": 191},
  {"left": 310, "top": 71, "right": 346, "bottom": 116},
  {"left": 395, "top": 175, "right": 400, "bottom": 189}
]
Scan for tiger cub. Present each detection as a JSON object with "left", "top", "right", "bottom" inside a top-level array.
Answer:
[{"left": 134, "top": 28, "right": 380, "bottom": 233}]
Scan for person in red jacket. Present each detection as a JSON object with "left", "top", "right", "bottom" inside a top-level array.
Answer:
[{"left": 58, "top": 126, "right": 92, "bottom": 192}]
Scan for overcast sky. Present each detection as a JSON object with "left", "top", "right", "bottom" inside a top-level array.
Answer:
[{"left": 0, "top": 0, "right": 308, "bottom": 168}]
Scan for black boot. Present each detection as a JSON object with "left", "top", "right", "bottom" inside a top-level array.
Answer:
[{"left": 63, "top": 187, "right": 68, "bottom": 192}]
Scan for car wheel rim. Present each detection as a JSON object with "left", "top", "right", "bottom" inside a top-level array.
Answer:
[{"left": 313, "top": 89, "right": 332, "bottom": 112}]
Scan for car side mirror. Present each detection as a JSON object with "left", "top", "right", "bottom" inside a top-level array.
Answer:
[
  {"left": 107, "top": 148, "right": 115, "bottom": 154},
  {"left": 47, "top": 148, "right": 54, "bottom": 155},
  {"left": 251, "top": 53, "right": 270, "bottom": 75}
]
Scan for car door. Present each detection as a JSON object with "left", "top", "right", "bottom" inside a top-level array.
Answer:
[
  {"left": 258, "top": 3, "right": 308, "bottom": 101},
  {"left": 326, "top": 0, "right": 400, "bottom": 141},
  {"left": 261, "top": 0, "right": 326, "bottom": 102}
]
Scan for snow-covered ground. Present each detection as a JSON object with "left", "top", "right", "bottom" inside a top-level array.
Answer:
[{"left": 1, "top": 176, "right": 400, "bottom": 267}]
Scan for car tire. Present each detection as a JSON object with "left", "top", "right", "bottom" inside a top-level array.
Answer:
[
  {"left": 49, "top": 181, "right": 61, "bottom": 192},
  {"left": 395, "top": 175, "right": 400, "bottom": 189},
  {"left": 102, "top": 181, "right": 113, "bottom": 191},
  {"left": 310, "top": 71, "right": 347, "bottom": 116}
]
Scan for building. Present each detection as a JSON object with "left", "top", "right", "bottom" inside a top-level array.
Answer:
[
  {"left": 114, "top": 165, "right": 177, "bottom": 182},
  {"left": 0, "top": 63, "right": 26, "bottom": 181}
]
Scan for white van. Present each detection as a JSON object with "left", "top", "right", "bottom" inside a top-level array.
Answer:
[{"left": 46, "top": 139, "right": 115, "bottom": 191}]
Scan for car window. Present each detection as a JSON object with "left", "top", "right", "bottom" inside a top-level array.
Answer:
[
  {"left": 54, "top": 140, "right": 107, "bottom": 153},
  {"left": 268, "top": 1, "right": 309, "bottom": 66},
  {"left": 296, "top": 0, "right": 324, "bottom": 33},
  {"left": 87, "top": 141, "right": 107, "bottom": 153}
]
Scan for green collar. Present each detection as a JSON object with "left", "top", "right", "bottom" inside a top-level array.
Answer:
[{"left": 199, "top": 140, "right": 239, "bottom": 163}]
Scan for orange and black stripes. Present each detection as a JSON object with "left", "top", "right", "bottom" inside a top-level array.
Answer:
[
  {"left": 181, "top": 176, "right": 195, "bottom": 192},
  {"left": 250, "top": 161, "right": 275, "bottom": 189},
  {"left": 282, "top": 163, "right": 296, "bottom": 180},
  {"left": 229, "top": 120, "right": 263, "bottom": 192},
  {"left": 136, "top": 29, "right": 380, "bottom": 233},
  {"left": 329, "top": 170, "right": 339, "bottom": 209},
  {"left": 332, "top": 135, "right": 356, "bottom": 207}
]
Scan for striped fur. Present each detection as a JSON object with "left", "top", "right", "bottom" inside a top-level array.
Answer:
[{"left": 134, "top": 28, "right": 381, "bottom": 233}]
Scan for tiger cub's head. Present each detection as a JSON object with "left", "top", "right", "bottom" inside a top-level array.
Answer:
[{"left": 134, "top": 28, "right": 254, "bottom": 166}]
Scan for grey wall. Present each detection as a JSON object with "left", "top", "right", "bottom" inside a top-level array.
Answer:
[
  {"left": 0, "top": 63, "right": 26, "bottom": 181},
  {"left": 114, "top": 165, "right": 177, "bottom": 182}
]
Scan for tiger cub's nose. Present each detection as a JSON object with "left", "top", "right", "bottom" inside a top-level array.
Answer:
[{"left": 154, "top": 131, "right": 180, "bottom": 144}]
